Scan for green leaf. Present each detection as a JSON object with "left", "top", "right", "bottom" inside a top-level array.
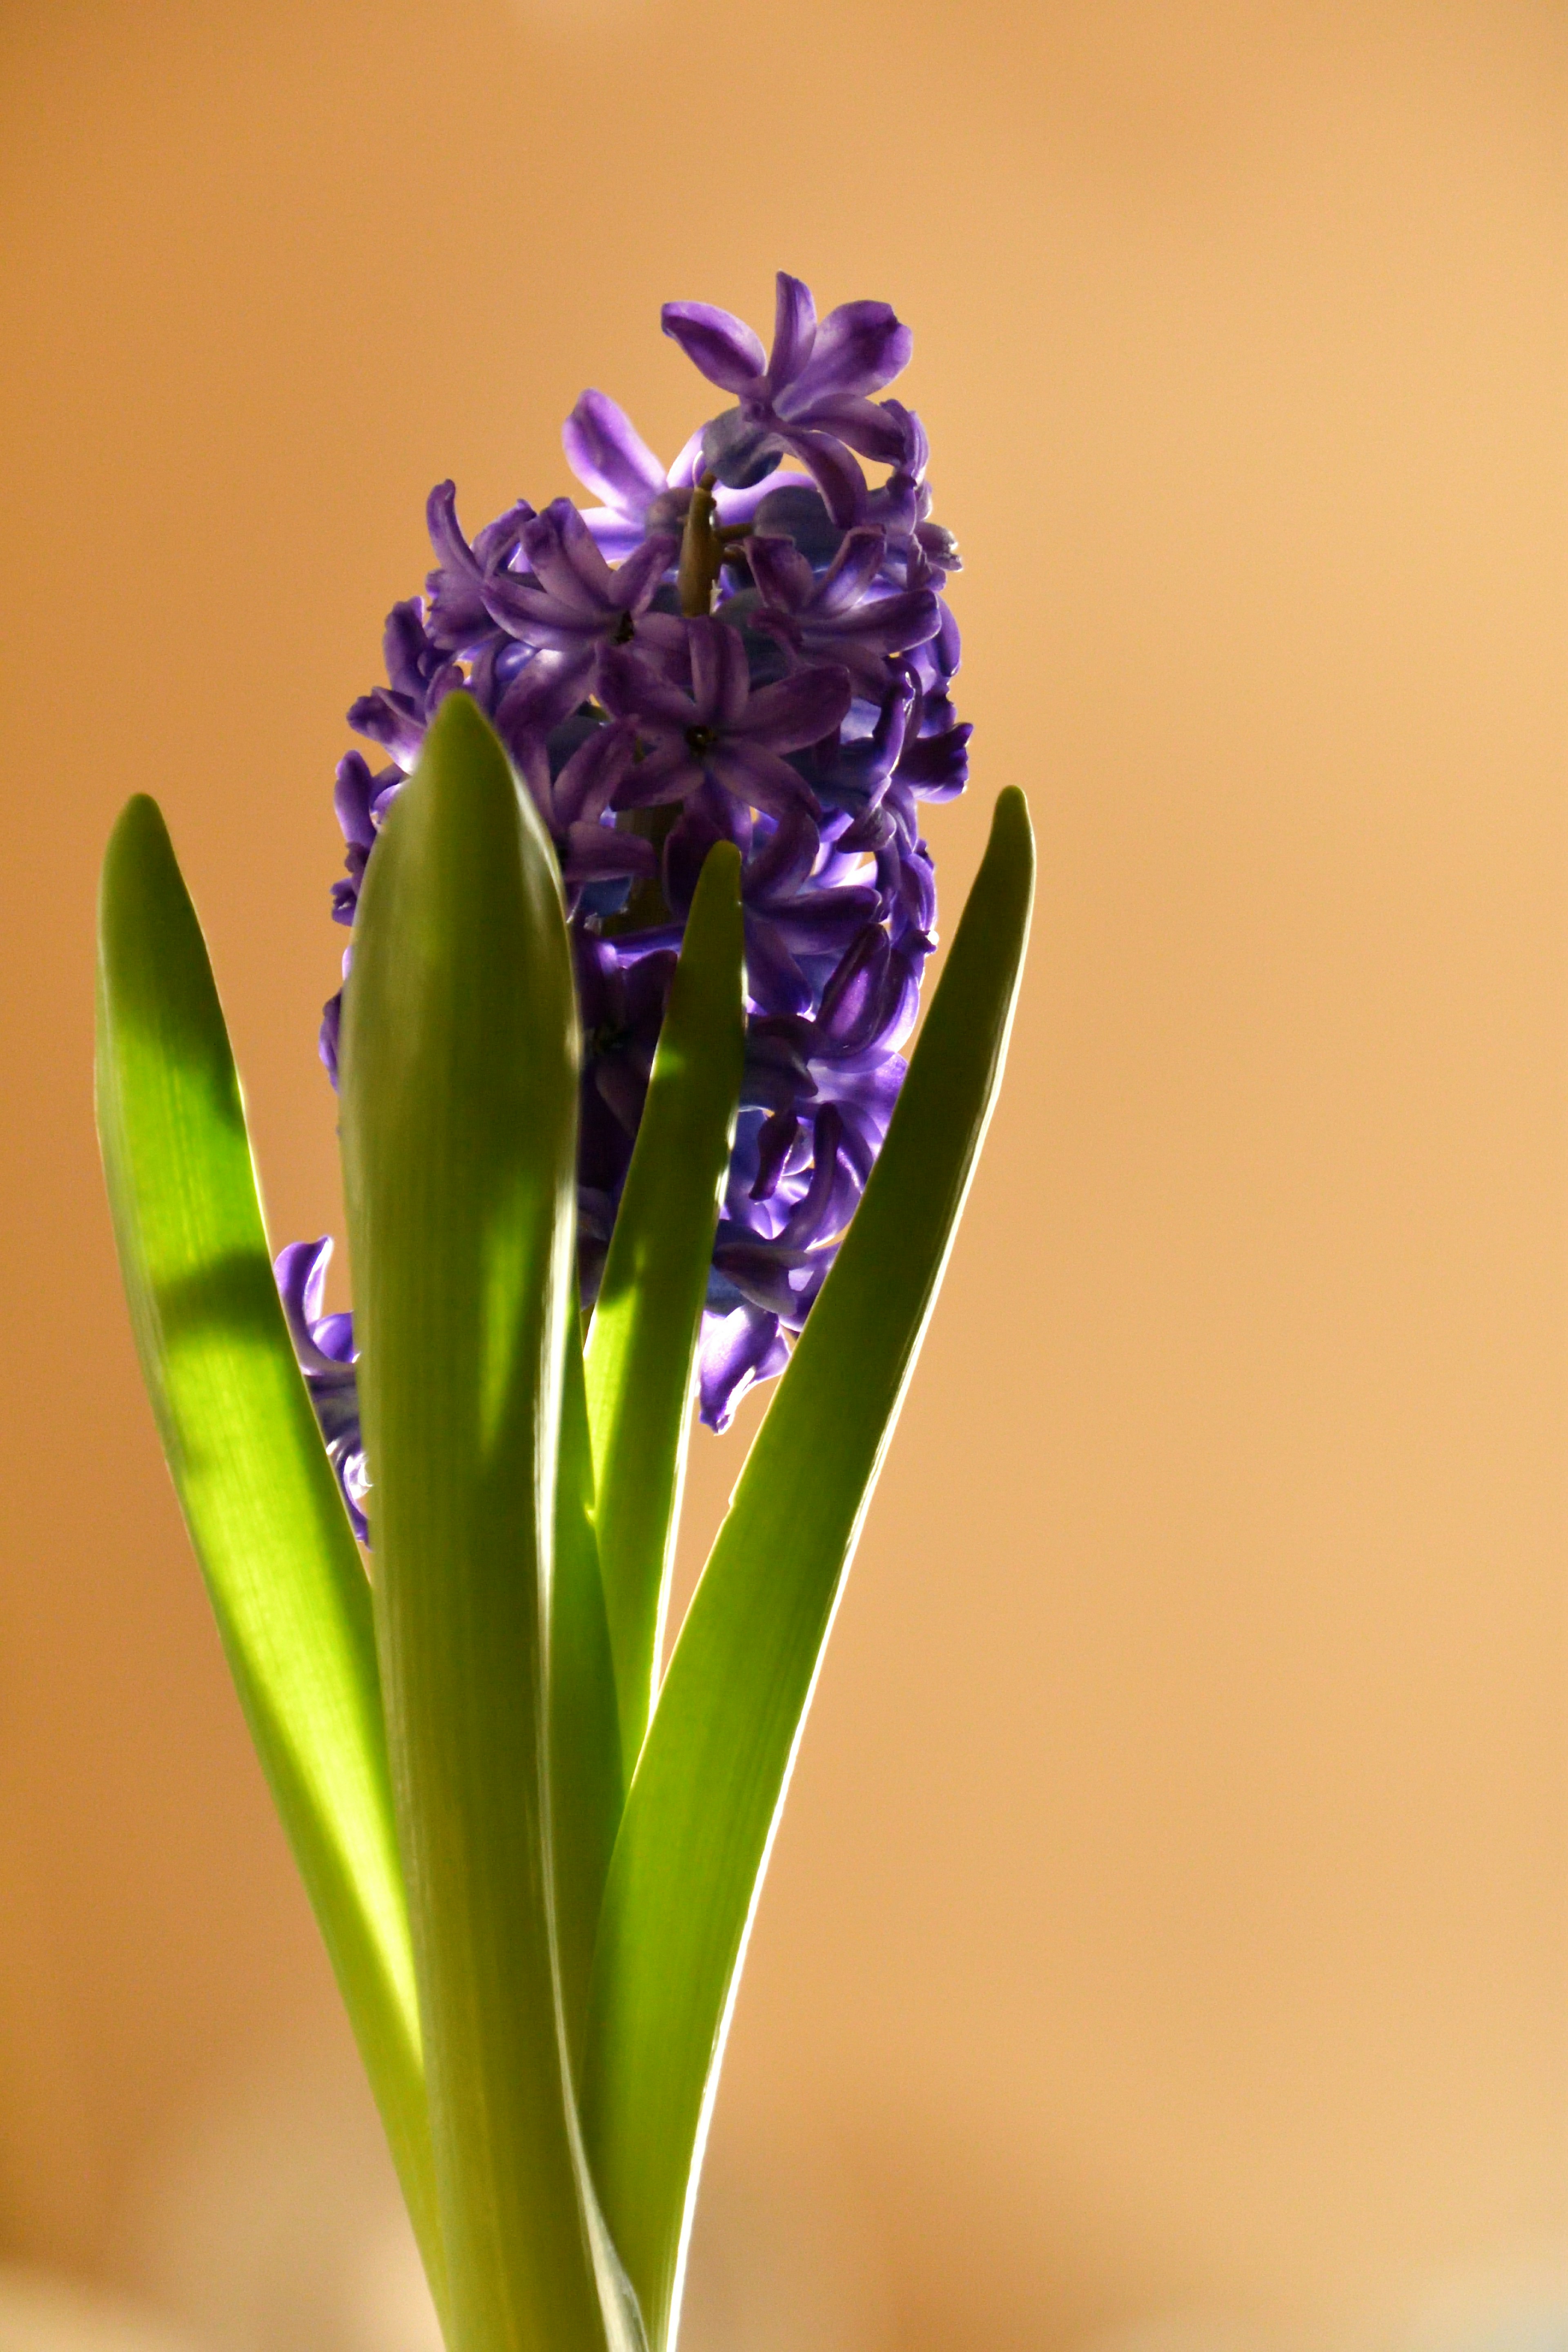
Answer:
[
  {"left": 339, "top": 695, "right": 630, "bottom": 2352},
  {"left": 94, "top": 796, "right": 443, "bottom": 2310},
  {"left": 580, "top": 786, "right": 1036, "bottom": 2352},
  {"left": 585, "top": 842, "right": 745, "bottom": 1770},
  {"left": 552, "top": 1313, "right": 623, "bottom": 2071}
]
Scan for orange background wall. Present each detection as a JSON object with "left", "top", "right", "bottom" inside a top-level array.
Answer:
[{"left": 0, "top": 4, "right": 1562, "bottom": 2349}]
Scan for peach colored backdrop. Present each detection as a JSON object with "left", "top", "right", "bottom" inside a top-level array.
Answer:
[{"left": 0, "top": 4, "right": 1562, "bottom": 2349}]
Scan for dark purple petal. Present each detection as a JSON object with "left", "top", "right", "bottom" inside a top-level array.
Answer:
[
  {"left": 777, "top": 428, "right": 869, "bottom": 529},
  {"left": 812, "top": 528, "right": 886, "bottom": 615},
  {"left": 742, "top": 911, "right": 813, "bottom": 1016},
  {"left": 560, "top": 822, "right": 656, "bottom": 883},
  {"left": 521, "top": 499, "right": 614, "bottom": 616},
  {"left": 897, "top": 718, "right": 971, "bottom": 799},
  {"left": 563, "top": 389, "right": 666, "bottom": 515},
  {"left": 793, "top": 393, "right": 910, "bottom": 464},
  {"left": 553, "top": 717, "right": 639, "bottom": 825},
  {"left": 383, "top": 600, "right": 434, "bottom": 700},
  {"left": 610, "top": 531, "right": 679, "bottom": 614},
  {"left": 749, "top": 1109, "right": 801, "bottom": 1202},
  {"left": 734, "top": 665, "right": 852, "bottom": 751},
  {"left": 334, "top": 752, "right": 379, "bottom": 850},
  {"left": 709, "top": 741, "right": 823, "bottom": 823},
  {"left": 661, "top": 301, "right": 766, "bottom": 393},
  {"left": 598, "top": 642, "right": 698, "bottom": 732},
  {"left": 745, "top": 533, "right": 815, "bottom": 613},
  {"left": 768, "top": 272, "right": 817, "bottom": 387},
  {"left": 615, "top": 738, "right": 701, "bottom": 808},
  {"left": 687, "top": 617, "right": 750, "bottom": 726},
  {"left": 347, "top": 689, "right": 425, "bottom": 765},
  {"left": 492, "top": 650, "right": 595, "bottom": 748}
]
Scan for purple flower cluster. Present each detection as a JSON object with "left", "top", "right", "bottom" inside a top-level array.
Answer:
[{"left": 284, "top": 272, "right": 968, "bottom": 1528}]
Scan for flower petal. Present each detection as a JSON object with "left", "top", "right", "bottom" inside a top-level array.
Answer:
[
  {"left": 745, "top": 533, "right": 815, "bottom": 614},
  {"left": 563, "top": 389, "right": 666, "bottom": 516},
  {"left": 793, "top": 393, "right": 910, "bottom": 463},
  {"left": 661, "top": 301, "right": 767, "bottom": 393},
  {"left": 610, "top": 531, "right": 679, "bottom": 615},
  {"left": 787, "top": 299, "right": 913, "bottom": 404},
  {"left": 778, "top": 428, "right": 869, "bottom": 528},
  {"left": 697, "top": 1304, "right": 784, "bottom": 1431},
  {"left": 735, "top": 664, "right": 852, "bottom": 751},
  {"left": 709, "top": 740, "right": 823, "bottom": 823},
  {"left": 767, "top": 272, "right": 817, "bottom": 387}
]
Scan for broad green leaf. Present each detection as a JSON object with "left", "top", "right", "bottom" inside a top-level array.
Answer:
[
  {"left": 94, "top": 796, "right": 442, "bottom": 2310},
  {"left": 585, "top": 842, "right": 744, "bottom": 1769},
  {"left": 340, "top": 695, "right": 630, "bottom": 2352},
  {"left": 552, "top": 1314, "right": 623, "bottom": 2070},
  {"left": 580, "top": 786, "right": 1036, "bottom": 2352}
]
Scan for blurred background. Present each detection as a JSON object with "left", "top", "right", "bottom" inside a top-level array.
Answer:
[{"left": 0, "top": 0, "right": 1563, "bottom": 2346}]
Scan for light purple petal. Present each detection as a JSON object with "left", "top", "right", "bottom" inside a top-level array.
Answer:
[
  {"left": 578, "top": 506, "right": 650, "bottom": 563},
  {"left": 276, "top": 1237, "right": 331, "bottom": 1334},
  {"left": 562, "top": 389, "right": 666, "bottom": 516},
  {"left": 666, "top": 425, "right": 707, "bottom": 488},
  {"left": 662, "top": 301, "right": 767, "bottom": 393},
  {"left": 698, "top": 1304, "right": 784, "bottom": 1431},
  {"left": 786, "top": 300, "right": 913, "bottom": 404}
]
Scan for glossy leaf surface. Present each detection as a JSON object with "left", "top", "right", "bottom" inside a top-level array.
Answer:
[
  {"left": 94, "top": 796, "right": 441, "bottom": 2303},
  {"left": 580, "top": 786, "right": 1036, "bottom": 2352},
  {"left": 340, "top": 695, "right": 625, "bottom": 2352},
  {"left": 586, "top": 842, "right": 745, "bottom": 1769}
]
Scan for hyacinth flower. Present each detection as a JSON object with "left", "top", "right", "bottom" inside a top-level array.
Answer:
[{"left": 95, "top": 272, "right": 1034, "bottom": 2352}]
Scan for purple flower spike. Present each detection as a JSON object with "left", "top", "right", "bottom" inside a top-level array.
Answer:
[{"left": 287, "top": 270, "right": 971, "bottom": 1483}]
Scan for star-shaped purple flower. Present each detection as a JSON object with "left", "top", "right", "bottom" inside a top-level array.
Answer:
[
  {"left": 745, "top": 526, "right": 940, "bottom": 699},
  {"left": 599, "top": 618, "right": 850, "bottom": 824},
  {"left": 662, "top": 272, "right": 914, "bottom": 527}
]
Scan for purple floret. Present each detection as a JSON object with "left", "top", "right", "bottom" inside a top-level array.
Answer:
[{"left": 283, "top": 271, "right": 969, "bottom": 1535}]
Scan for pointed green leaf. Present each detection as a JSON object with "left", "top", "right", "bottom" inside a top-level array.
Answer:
[
  {"left": 552, "top": 1314, "right": 624, "bottom": 2071},
  {"left": 340, "top": 695, "right": 626, "bottom": 2352},
  {"left": 94, "top": 796, "right": 442, "bottom": 2307},
  {"left": 586, "top": 842, "right": 745, "bottom": 1770},
  {"left": 580, "top": 787, "right": 1036, "bottom": 2352}
]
